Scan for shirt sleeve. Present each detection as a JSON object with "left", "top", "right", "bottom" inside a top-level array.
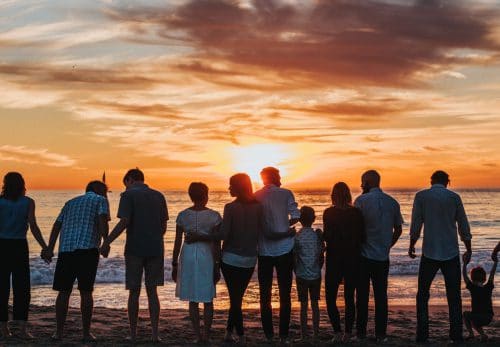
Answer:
[
  {"left": 162, "top": 195, "right": 169, "bottom": 222},
  {"left": 117, "top": 193, "right": 133, "bottom": 220},
  {"left": 175, "top": 211, "right": 184, "bottom": 227},
  {"left": 287, "top": 190, "right": 300, "bottom": 219},
  {"left": 220, "top": 204, "right": 232, "bottom": 241},
  {"left": 394, "top": 202, "right": 404, "bottom": 227},
  {"left": 455, "top": 195, "right": 472, "bottom": 241},
  {"left": 410, "top": 193, "right": 423, "bottom": 241},
  {"left": 98, "top": 197, "right": 110, "bottom": 221}
]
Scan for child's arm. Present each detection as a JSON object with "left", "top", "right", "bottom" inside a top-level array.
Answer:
[
  {"left": 462, "top": 253, "right": 472, "bottom": 287},
  {"left": 488, "top": 259, "right": 498, "bottom": 285}
]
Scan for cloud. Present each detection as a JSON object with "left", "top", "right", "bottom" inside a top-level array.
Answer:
[{"left": 0, "top": 145, "right": 77, "bottom": 167}]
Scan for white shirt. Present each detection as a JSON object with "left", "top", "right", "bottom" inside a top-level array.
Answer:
[
  {"left": 254, "top": 184, "right": 300, "bottom": 257},
  {"left": 410, "top": 184, "right": 471, "bottom": 261}
]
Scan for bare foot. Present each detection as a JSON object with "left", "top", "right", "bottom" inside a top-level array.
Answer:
[
  {"left": 82, "top": 333, "right": 97, "bottom": 342},
  {"left": 51, "top": 332, "right": 62, "bottom": 341},
  {"left": 18, "top": 329, "right": 34, "bottom": 340},
  {"left": 125, "top": 335, "right": 137, "bottom": 344}
]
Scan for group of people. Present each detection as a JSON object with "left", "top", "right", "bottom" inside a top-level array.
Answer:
[{"left": 0, "top": 167, "right": 497, "bottom": 344}]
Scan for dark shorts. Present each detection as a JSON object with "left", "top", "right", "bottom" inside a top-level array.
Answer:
[
  {"left": 464, "top": 311, "right": 493, "bottom": 328},
  {"left": 125, "top": 255, "right": 164, "bottom": 290},
  {"left": 53, "top": 248, "right": 99, "bottom": 292},
  {"left": 296, "top": 276, "right": 321, "bottom": 302}
]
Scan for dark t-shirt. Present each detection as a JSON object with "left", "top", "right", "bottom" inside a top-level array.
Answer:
[
  {"left": 467, "top": 281, "right": 494, "bottom": 316},
  {"left": 323, "top": 206, "right": 365, "bottom": 259},
  {"left": 117, "top": 183, "right": 168, "bottom": 257}
]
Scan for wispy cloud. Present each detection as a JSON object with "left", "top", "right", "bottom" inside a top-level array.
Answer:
[{"left": 0, "top": 145, "right": 77, "bottom": 167}]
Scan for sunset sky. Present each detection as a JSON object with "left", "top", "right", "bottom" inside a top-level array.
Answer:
[{"left": 1, "top": 0, "right": 500, "bottom": 190}]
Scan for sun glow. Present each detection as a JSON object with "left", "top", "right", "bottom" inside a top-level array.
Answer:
[{"left": 230, "top": 143, "right": 290, "bottom": 183}]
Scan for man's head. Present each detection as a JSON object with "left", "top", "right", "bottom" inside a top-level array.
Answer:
[
  {"left": 188, "top": 182, "right": 209, "bottom": 206},
  {"left": 361, "top": 170, "right": 381, "bottom": 193},
  {"left": 470, "top": 266, "right": 487, "bottom": 284},
  {"left": 123, "top": 168, "right": 145, "bottom": 188},
  {"left": 86, "top": 180, "right": 108, "bottom": 197},
  {"left": 299, "top": 206, "right": 315, "bottom": 227},
  {"left": 260, "top": 167, "right": 281, "bottom": 187},
  {"left": 431, "top": 170, "right": 450, "bottom": 187}
]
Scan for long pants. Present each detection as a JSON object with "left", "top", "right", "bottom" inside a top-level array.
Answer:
[
  {"left": 325, "top": 255, "right": 359, "bottom": 333},
  {"left": 416, "top": 255, "right": 462, "bottom": 341},
  {"left": 258, "top": 251, "right": 293, "bottom": 339},
  {"left": 356, "top": 256, "right": 389, "bottom": 338},
  {"left": 221, "top": 262, "right": 254, "bottom": 336},
  {"left": 0, "top": 239, "right": 30, "bottom": 322}
]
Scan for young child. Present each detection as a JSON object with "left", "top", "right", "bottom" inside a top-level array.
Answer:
[
  {"left": 171, "top": 182, "right": 222, "bottom": 343},
  {"left": 462, "top": 252, "right": 497, "bottom": 341},
  {"left": 293, "top": 206, "right": 325, "bottom": 341}
]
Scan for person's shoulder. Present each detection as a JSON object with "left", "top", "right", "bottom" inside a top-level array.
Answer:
[{"left": 323, "top": 206, "right": 335, "bottom": 214}]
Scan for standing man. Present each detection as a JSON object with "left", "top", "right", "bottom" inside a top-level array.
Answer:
[
  {"left": 100, "top": 169, "right": 168, "bottom": 342},
  {"left": 355, "top": 170, "right": 403, "bottom": 342},
  {"left": 254, "top": 167, "right": 300, "bottom": 344},
  {"left": 43, "top": 181, "right": 110, "bottom": 341},
  {"left": 409, "top": 170, "right": 472, "bottom": 343}
]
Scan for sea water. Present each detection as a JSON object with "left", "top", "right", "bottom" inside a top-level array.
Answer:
[{"left": 24, "top": 189, "right": 500, "bottom": 309}]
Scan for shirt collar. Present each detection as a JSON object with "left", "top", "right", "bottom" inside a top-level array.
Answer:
[
  {"left": 369, "top": 187, "right": 382, "bottom": 193},
  {"left": 431, "top": 184, "right": 446, "bottom": 189}
]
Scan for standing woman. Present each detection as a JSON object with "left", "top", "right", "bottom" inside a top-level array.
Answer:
[
  {"left": 323, "top": 182, "right": 365, "bottom": 342},
  {"left": 172, "top": 182, "right": 222, "bottom": 343},
  {"left": 0, "top": 172, "right": 48, "bottom": 339},
  {"left": 220, "top": 173, "right": 264, "bottom": 344}
]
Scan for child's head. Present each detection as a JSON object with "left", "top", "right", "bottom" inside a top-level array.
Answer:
[
  {"left": 299, "top": 206, "right": 315, "bottom": 227},
  {"left": 188, "top": 182, "right": 209, "bottom": 206},
  {"left": 470, "top": 266, "right": 487, "bottom": 284}
]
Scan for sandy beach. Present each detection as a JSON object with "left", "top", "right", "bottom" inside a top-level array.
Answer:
[{"left": 1, "top": 305, "right": 498, "bottom": 346}]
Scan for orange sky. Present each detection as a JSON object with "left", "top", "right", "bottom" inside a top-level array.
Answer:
[{"left": 1, "top": 0, "right": 500, "bottom": 190}]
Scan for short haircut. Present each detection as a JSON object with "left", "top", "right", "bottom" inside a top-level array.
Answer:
[
  {"left": 362, "top": 170, "right": 381, "bottom": 186},
  {"left": 123, "top": 168, "right": 144, "bottom": 183},
  {"left": 86, "top": 181, "right": 108, "bottom": 195},
  {"left": 260, "top": 167, "right": 280, "bottom": 180},
  {"left": 188, "top": 182, "right": 208, "bottom": 203},
  {"left": 331, "top": 182, "right": 352, "bottom": 208},
  {"left": 431, "top": 170, "right": 450, "bottom": 185},
  {"left": 1, "top": 172, "right": 26, "bottom": 201},
  {"left": 299, "top": 206, "right": 315, "bottom": 226},
  {"left": 471, "top": 266, "right": 487, "bottom": 283}
]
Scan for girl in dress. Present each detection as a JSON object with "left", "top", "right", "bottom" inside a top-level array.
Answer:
[{"left": 172, "top": 182, "right": 222, "bottom": 343}]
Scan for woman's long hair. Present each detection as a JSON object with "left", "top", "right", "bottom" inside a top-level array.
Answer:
[
  {"left": 331, "top": 182, "right": 352, "bottom": 209},
  {"left": 230, "top": 173, "right": 255, "bottom": 203},
  {"left": 1, "top": 172, "right": 26, "bottom": 201}
]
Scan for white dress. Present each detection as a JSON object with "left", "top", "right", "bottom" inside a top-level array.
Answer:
[{"left": 175, "top": 208, "right": 222, "bottom": 303}]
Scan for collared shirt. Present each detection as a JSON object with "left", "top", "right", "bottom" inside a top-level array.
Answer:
[
  {"left": 293, "top": 227, "right": 324, "bottom": 280},
  {"left": 117, "top": 183, "right": 168, "bottom": 257},
  {"left": 254, "top": 184, "right": 300, "bottom": 257},
  {"left": 57, "top": 192, "right": 110, "bottom": 253},
  {"left": 410, "top": 184, "right": 471, "bottom": 261},
  {"left": 354, "top": 187, "right": 404, "bottom": 261}
]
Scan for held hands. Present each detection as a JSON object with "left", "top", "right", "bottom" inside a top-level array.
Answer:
[
  {"left": 462, "top": 251, "right": 472, "bottom": 265},
  {"left": 40, "top": 247, "right": 53, "bottom": 264},
  {"left": 171, "top": 264, "right": 178, "bottom": 283},
  {"left": 99, "top": 242, "right": 110, "bottom": 258},
  {"left": 408, "top": 246, "right": 417, "bottom": 259}
]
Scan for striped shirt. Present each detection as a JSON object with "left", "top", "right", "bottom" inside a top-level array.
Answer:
[{"left": 57, "top": 191, "right": 110, "bottom": 253}]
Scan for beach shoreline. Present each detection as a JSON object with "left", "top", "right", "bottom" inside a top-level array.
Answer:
[{"left": 2, "top": 305, "right": 498, "bottom": 346}]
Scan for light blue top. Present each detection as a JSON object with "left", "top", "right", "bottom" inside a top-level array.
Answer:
[
  {"left": 354, "top": 188, "right": 404, "bottom": 261},
  {"left": 222, "top": 251, "right": 257, "bottom": 268},
  {"left": 293, "top": 227, "right": 324, "bottom": 280},
  {"left": 410, "top": 184, "right": 472, "bottom": 261},
  {"left": 0, "top": 196, "right": 30, "bottom": 239},
  {"left": 255, "top": 184, "right": 300, "bottom": 257},
  {"left": 57, "top": 192, "right": 110, "bottom": 252}
]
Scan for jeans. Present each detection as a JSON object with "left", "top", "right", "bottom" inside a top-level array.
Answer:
[
  {"left": 258, "top": 251, "right": 294, "bottom": 338},
  {"left": 416, "top": 255, "right": 462, "bottom": 341},
  {"left": 325, "top": 255, "right": 359, "bottom": 333},
  {"left": 221, "top": 262, "right": 255, "bottom": 336},
  {"left": 0, "top": 239, "right": 30, "bottom": 322},
  {"left": 356, "top": 256, "right": 389, "bottom": 338}
]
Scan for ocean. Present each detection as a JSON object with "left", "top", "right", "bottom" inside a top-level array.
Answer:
[{"left": 23, "top": 189, "right": 500, "bottom": 309}]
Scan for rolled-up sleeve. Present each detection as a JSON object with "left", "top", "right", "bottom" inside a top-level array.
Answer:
[
  {"left": 410, "top": 194, "right": 423, "bottom": 241},
  {"left": 456, "top": 196, "right": 471, "bottom": 241},
  {"left": 288, "top": 191, "right": 300, "bottom": 219}
]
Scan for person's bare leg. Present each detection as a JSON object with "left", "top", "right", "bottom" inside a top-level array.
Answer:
[
  {"left": 146, "top": 286, "right": 160, "bottom": 342},
  {"left": 128, "top": 288, "right": 141, "bottom": 341},
  {"left": 464, "top": 313, "right": 474, "bottom": 339},
  {"left": 203, "top": 302, "right": 213, "bottom": 342},
  {"left": 80, "top": 290, "right": 95, "bottom": 341},
  {"left": 311, "top": 299, "right": 320, "bottom": 340},
  {"left": 476, "top": 325, "right": 488, "bottom": 341},
  {"left": 0, "top": 322, "right": 11, "bottom": 338},
  {"left": 300, "top": 300, "right": 308, "bottom": 340},
  {"left": 189, "top": 302, "right": 201, "bottom": 342},
  {"left": 17, "top": 321, "right": 33, "bottom": 339},
  {"left": 54, "top": 290, "right": 71, "bottom": 339}
]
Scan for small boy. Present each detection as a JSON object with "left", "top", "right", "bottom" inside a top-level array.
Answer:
[
  {"left": 462, "top": 252, "right": 497, "bottom": 341},
  {"left": 293, "top": 206, "right": 325, "bottom": 341}
]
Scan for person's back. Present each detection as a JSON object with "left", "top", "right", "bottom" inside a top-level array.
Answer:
[
  {"left": 0, "top": 195, "right": 30, "bottom": 239},
  {"left": 323, "top": 205, "right": 365, "bottom": 259},
  {"left": 120, "top": 183, "right": 167, "bottom": 257}
]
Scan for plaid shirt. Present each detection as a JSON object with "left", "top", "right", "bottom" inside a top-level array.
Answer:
[{"left": 57, "top": 191, "right": 110, "bottom": 253}]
